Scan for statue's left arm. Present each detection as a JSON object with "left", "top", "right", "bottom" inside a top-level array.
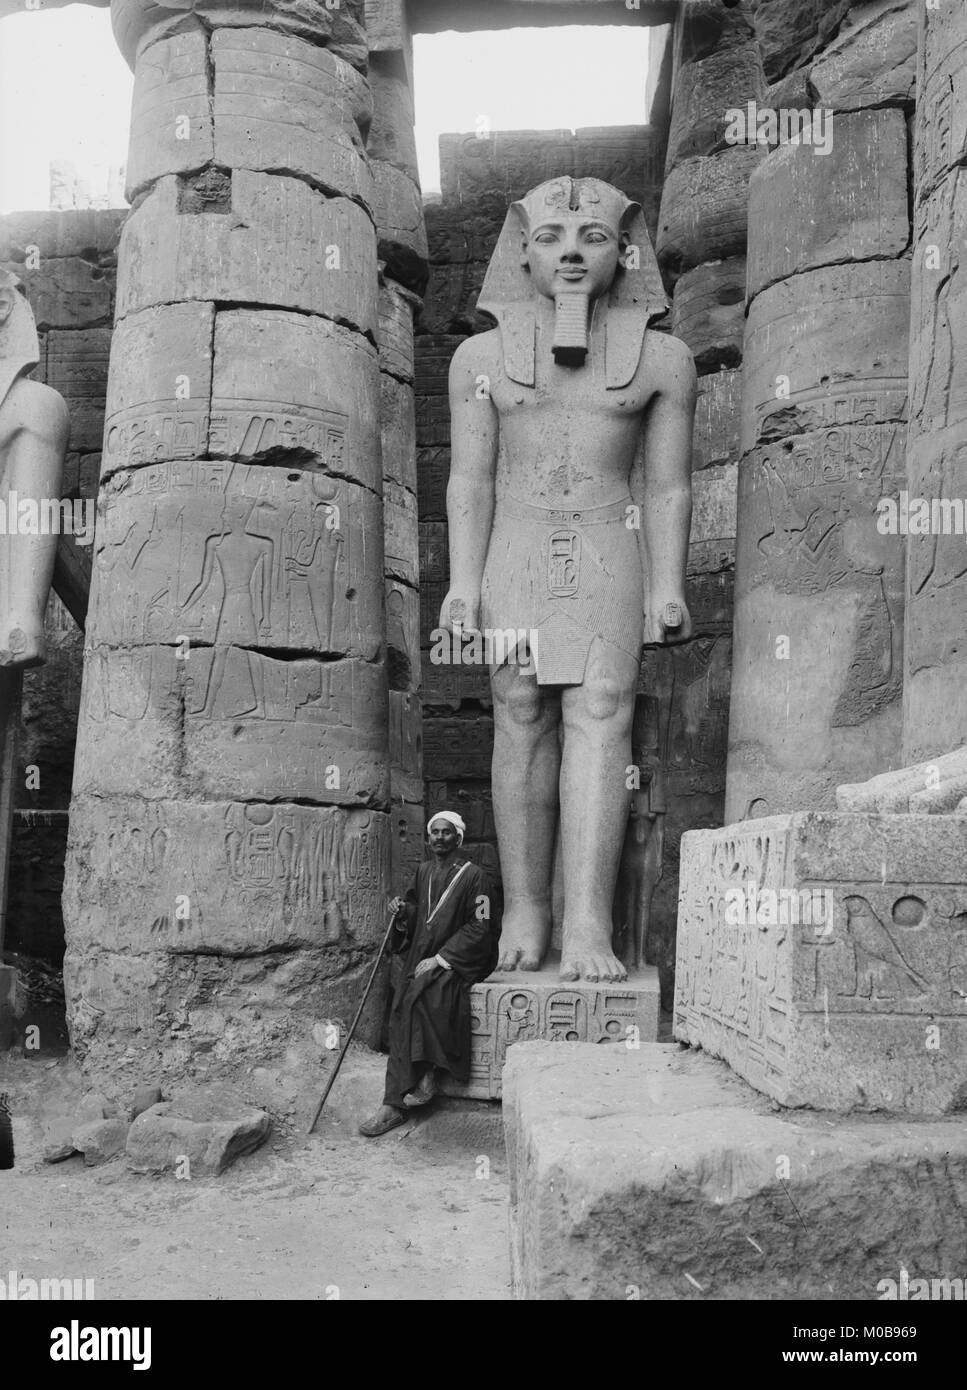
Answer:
[{"left": 632, "top": 333, "right": 696, "bottom": 644}]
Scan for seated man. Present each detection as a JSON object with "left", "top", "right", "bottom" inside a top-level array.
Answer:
[{"left": 360, "top": 810, "right": 500, "bottom": 1137}]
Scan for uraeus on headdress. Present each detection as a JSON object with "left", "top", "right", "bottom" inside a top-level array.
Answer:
[{"left": 476, "top": 176, "right": 668, "bottom": 388}]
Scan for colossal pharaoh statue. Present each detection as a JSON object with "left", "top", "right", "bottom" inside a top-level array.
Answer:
[
  {"left": 0, "top": 270, "right": 69, "bottom": 669},
  {"left": 442, "top": 178, "right": 696, "bottom": 984}
]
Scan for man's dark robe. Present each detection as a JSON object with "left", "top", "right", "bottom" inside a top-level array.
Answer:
[{"left": 383, "top": 856, "right": 499, "bottom": 1106}]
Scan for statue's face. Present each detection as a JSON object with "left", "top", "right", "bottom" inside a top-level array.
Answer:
[{"left": 522, "top": 213, "right": 625, "bottom": 301}]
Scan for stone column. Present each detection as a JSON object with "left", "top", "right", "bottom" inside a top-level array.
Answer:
[
  {"left": 63, "top": 0, "right": 389, "bottom": 1079},
  {"left": 725, "top": 110, "right": 911, "bottom": 821},
  {"left": 903, "top": 0, "right": 967, "bottom": 762}
]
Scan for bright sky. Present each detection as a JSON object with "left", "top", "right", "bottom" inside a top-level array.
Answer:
[{"left": 0, "top": 10, "right": 650, "bottom": 212}]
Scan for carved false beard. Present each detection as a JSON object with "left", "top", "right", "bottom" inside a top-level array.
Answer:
[
  {"left": 552, "top": 290, "right": 591, "bottom": 366},
  {"left": 0, "top": 294, "right": 41, "bottom": 419}
]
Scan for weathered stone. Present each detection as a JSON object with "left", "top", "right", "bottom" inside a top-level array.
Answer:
[
  {"left": 74, "top": 646, "right": 388, "bottom": 805},
  {"left": 727, "top": 420, "right": 906, "bottom": 819},
  {"left": 418, "top": 519, "right": 447, "bottom": 582},
  {"left": 440, "top": 963, "right": 660, "bottom": 1100},
  {"left": 116, "top": 173, "right": 378, "bottom": 337},
  {"left": 423, "top": 714, "right": 493, "bottom": 782},
  {"left": 747, "top": 109, "right": 909, "bottom": 302},
  {"left": 378, "top": 278, "right": 418, "bottom": 383},
  {"left": 368, "top": 54, "right": 419, "bottom": 183},
  {"left": 126, "top": 1093, "right": 270, "bottom": 1175},
  {"left": 657, "top": 148, "right": 762, "bottom": 277},
  {"left": 132, "top": 1083, "right": 163, "bottom": 1117},
  {"left": 7, "top": 259, "right": 111, "bottom": 331},
  {"left": 421, "top": 655, "right": 493, "bottom": 709},
  {"left": 416, "top": 444, "right": 450, "bottom": 517},
  {"left": 211, "top": 28, "right": 375, "bottom": 210},
  {"left": 676, "top": 811, "right": 967, "bottom": 1113},
  {"left": 665, "top": 44, "right": 763, "bottom": 171},
  {"left": 676, "top": 0, "right": 755, "bottom": 65},
  {"left": 692, "top": 368, "right": 741, "bottom": 470},
  {"left": 689, "top": 463, "right": 737, "bottom": 550},
  {"left": 45, "top": 328, "right": 112, "bottom": 454},
  {"left": 388, "top": 798, "right": 425, "bottom": 891},
  {"left": 419, "top": 260, "right": 489, "bottom": 335},
  {"left": 64, "top": 798, "right": 390, "bottom": 957},
  {"left": 389, "top": 688, "right": 422, "bottom": 802},
  {"left": 672, "top": 258, "right": 746, "bottom": 375},
  {"left": 87, "top": 460, "right": 382, "bottom": 659},
  {"left": 917, "top": 0, "right": 967, "bottom": 202},
  {"left": 125, "top": 31, "right": 214, "bottom": 197},
  {"left": 386, "top": 578, "right": 420, "bottom": 691},
  {"left": 741, "top": 261, "right": 910, "bottom": 451},
  {"left": 0, "top": 963, "right": 15, "bottom": 1047},
  {"left": 838, "top": 746, "right": 967, "bottom": 815},
  {"left": 0, "top": 209, "right": 124, "bottom": 264},
  {"left": 380, "top": 372, "right": 416, "bottom": 491},
  {"left": 505, "top": 1040, "right": 967, "bottom": 1299},
  {"left": 753, "top": 0, "right": 852, "bottom": 82},
  {"left": 383, "top": 479, "right": 418, "bottom": 588},
  {"left": 810, "top": 0, "right": 917, "bottom": 111},
  {"left": 72, "top": 1116, "right": 129, "bottom": 1165},
  {"left": 372, "top": 161, "right": 428, "bottom": 293}
]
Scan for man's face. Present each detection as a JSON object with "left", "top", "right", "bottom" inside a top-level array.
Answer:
[
  {"left": 429, "top": 822, "right": 459, "bottom": 856},
  {"left": 522, "top": 214, "right": 624, "bottom": 301}
]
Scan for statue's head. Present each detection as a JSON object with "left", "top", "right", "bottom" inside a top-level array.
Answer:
[
  {"left": 0, "top": 269, "right": 39, "bottom": 407},
  {"left": 0, "top": 270, "right": 27, "bottom": 328},
  {"left": 511, "top": 178, "right": 639, "bottom": 304}
]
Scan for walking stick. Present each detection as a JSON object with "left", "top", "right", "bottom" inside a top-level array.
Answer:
[{"left": 308, "top": 906, "right": 402, "bottom": 1134}]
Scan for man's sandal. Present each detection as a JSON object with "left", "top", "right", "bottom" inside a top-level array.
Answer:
[
  {"left": 403, "top": 1068, "right": 439, "bottom": 1109},
  {"left": 358, "top": 1108, "right": 407, "bottom": 1138}
]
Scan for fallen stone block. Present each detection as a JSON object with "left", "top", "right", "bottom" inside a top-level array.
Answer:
[
  {"left": 504, "top": 1041, "right": 967, "bottom": 1299},
  {"left": 131, "top": 1084, "right": 163, "bottom": 1118},
  {"left": 126, "top": 1093, "right": 271, "bottom": 1176},
  {"left": 676, "top": 811, "right": 967, "bottom": 1113},
  {"left": 72, "top": 1117, "right": 129, "bottom": 1166}
]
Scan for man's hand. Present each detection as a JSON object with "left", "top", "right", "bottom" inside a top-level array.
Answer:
[
  {"left": 389, "top": 896, "right": 407, "bottom": 917},
  {"left": 414, "top": 957, "right": 440, "bottom": 977}
]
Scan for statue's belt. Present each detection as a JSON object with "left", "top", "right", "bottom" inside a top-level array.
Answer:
[{"left": 494, "top": 495, "right": 633, "bottom": 527}]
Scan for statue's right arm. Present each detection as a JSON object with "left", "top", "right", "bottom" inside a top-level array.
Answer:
[{"left": 442, "top": 334, "right": 499, "bottom": 633}]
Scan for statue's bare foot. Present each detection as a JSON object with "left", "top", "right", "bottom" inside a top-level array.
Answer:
[
  {"left": 560, "top": 929, "right": 628, "bottom": 984},
  {"left": 496, "top": 908, "right": 549, "bottom": 972}
]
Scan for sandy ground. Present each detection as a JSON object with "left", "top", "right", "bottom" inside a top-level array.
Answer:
[{"left": 0, "top": 1048, "right": 511, "bottom": 1301}]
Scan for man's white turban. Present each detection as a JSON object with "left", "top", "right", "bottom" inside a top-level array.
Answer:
[{"left": 427, "top": 811, "right": 466, "bottom": 844}]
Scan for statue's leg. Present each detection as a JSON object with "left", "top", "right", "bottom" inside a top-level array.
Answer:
[
  {"left": 491, "top": 660, "right": 560, "bottom": 971},
  {"left": 559, "top": 638, "right": 638, "bottom": 983},
  {"left": 0, "top": 381, "right": 69, "bottom": 668}
]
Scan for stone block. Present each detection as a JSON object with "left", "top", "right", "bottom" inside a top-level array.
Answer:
[
  {"left": 72, "top": 1116, "right": 129, "bottom": 1166},
  {"left": 380, "top": 373, "right": 416, "bottom": 491},
  {"left": 657, "top": 148, "right": 762, "bottom": 277},
  {"left": 692, "top": 368, "right": 741, "bottom": 470},
  {"left": 111, "top": 0, "right": 343, "bottom": 67},
  {"left": 439, "top": 961, "right": 660, "bottom": 1100},
  {"left": 63, "top": 797, "right": 390, "bottom": 957},
  {"left": 504, "top": 1040, "right": 967, "bottom": 1299},
  {"left": 389, "top": 798, "right": 425, "bottom": 891},
  {"left": 672, "top": 258, "right": 746, "bottom": 375},
  {"left": 9, "top": 258, "right": 111, "bottom": 330},
  {"left": 421, "top": 656, "right": 493, "bottom": 709},
  {"left": 423, "top": 713, "right": 493, "bottom": 781},
  {"left": 88, "top": 460, "right": 383, "bottom": 661},
  {"left": 384, "top": 479, "right": 418, "bottom": 586},
  {"left": 132, "top": 1083, "right": 163, "bottom": 1117},
  {"left": 416, "top": 444, "right": 450, "bottom": 516},
  {"left": 741, "top": 261, "right": 910, "bottom": 451},
  {"left": 45, "top": 327, "right": 112, "bottom": 454},
  {"left": 372, "top": 161, "right": 427, "bottom": 293},
  {"left": 126, "top": 31, "right": 215, "bottom": 197},
  {"left": 810, "top": 0, "right": 917, "bottom": 111},
  {"left": 211, "top": 28, "right": 375, "bottom": 211},
  {"left": 368, "top": 55, "right": 419, "bottom": 182},
  {"left": 74, "top": 646, "right": 389, "bottom": 805},
  {"left": 910, "top": 171, "right": 967, "bottom": 434},
  {"left": 0, "top": 209, "right": 124, "bottom": 263},
  {"left": 666, "top": 43, "right": 763, "bottom": 172},
  {"left": 126, "top": 1093, "right": 270, "bottom": 1175},
  {"left": 917, "top": 1, "right": 967, "bottom": 202},
  {"left": 676, "top": 811, "right": 967, "bottom": 1113},
  {"left": 386, "top": 578, "right": 420, "bottom": 691},
  {"left": 212, "top": 309, "right": 381, "bottom": 489},
  {"left": 689, "top": 463, "right": 737, "bottom": 548},
  {"left": 747, "top": 109, "right": 909, "bottom": 302},
  {"left": 419, "top": 519, "right": 447, "bottom": 582},
  {"left": 102, "top": 303, "right": 213, "bottom": 478},
  {"left": 389, "top": 688, "right": 422, "bottom": 791},
  {"left": 378, "top": 278, "right": 418, "bottom": 383},
  {"left": 419, "top": 260, "right": 488, "bottom": 335},
  {"left": 116, "top": 172, "right": 377, "bottom": 337},
  {"left": 727, "top": 420, "right": 907, "bottom": 819},
  {"left": 754, "top": 0, "right": 852, "bottom": 82}
]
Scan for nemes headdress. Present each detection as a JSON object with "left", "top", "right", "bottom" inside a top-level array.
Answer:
[
  {"left": 477, "top": 176, "right": 668, "bottom": 387},
  {"left": 0, "top": 270, "right": 40, "bottom": 415}
]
